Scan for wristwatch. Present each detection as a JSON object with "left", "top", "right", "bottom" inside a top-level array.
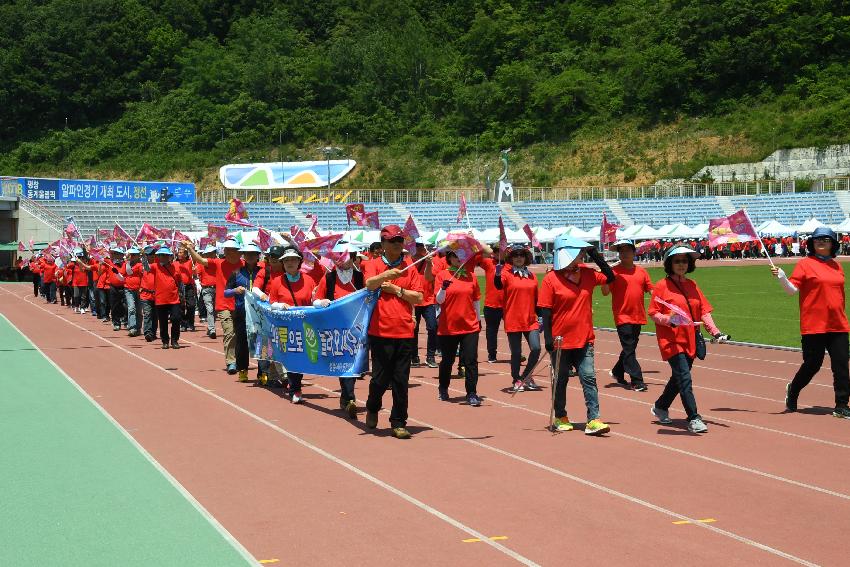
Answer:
[{"left": 396, "top": 286, "right": 404, "bottom": 298}]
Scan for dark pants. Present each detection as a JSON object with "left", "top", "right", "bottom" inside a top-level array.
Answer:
[
  {"left": 157, "top": 303, "right": 181, "bottom": 345},
  {"left": 483, "top": 307, "right": 503, "bottom": 360},
  {"left": 656, "top": 353, "right": 701, "bottom": 421},
  {"left": 791, "top": 332, "right": 850, "bottom": 409},
  {"left": 507, "top": 330, "right": 541, "bottom": 382},
  {"left": 62, "top": 285, "right": 72, "bottom": 306},
  {"left": 88, "top": 284, "right": 98, "bottom": 316},
  {"left": 44, "top": 282, "right": 56, "bottom": 303},
  {"left": 109, "top": 286, "right": 125, "bottom": 326},
  {"left": 339, "top": 377, "right": 356, "bottom": 404},
  {"left": 32, "top": 274, "right": 40, "bottom": 297},
  {"left": 612, "top": 323, "right": 644, "bottom": 382},
  {"left": 142, "top": 299, "right": 157, "bottom": 339},
  {"left": 413, "top": 304, "right": 437, "bottom": 361},
  {"left": 437, "top": 332, "right": 479, "bottom": 395},
  {"left": 366, "top": 336, "right": 413, "bottom": 428},
  {"left": 98, "top": 289, "right": 110, "bottom": 320},
  {"left": 551, "top": 344, "right": 600, "bottom": 420},
  {"left": 182, "top": 285, "right": 197, "bottom": 330},
  {"left": 73, "top": 285, "right": 89, "bottom": 310},
  {"left": 233, "top": 310, "right": 249, "bottom": 371}
]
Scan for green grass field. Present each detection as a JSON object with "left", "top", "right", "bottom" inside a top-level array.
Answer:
[{"left": 478, "top": 264, "right": 846, "bottom": 348}]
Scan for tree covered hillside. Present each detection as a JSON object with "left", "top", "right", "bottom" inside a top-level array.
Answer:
[{"left": 2, "top": 0, "right": 850, "bottom": 187}]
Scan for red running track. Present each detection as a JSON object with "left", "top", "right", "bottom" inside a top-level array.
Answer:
[{"left": 1, "top": 284, "right": 847, "bottom": 566}]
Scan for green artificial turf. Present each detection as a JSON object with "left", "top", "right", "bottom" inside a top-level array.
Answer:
[{"left": 478, "top": 264, "right": 849, "bottom": 348}]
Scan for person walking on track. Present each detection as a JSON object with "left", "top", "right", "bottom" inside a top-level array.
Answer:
[
  {"left": 771, "top": 227, "right": 850, "bottom": 419},
  {"left": 141, "top": 246, "right": 183, "bottom": 350},
  {"left": 223, "top": 243, "right": 263, "bottom": 384}
]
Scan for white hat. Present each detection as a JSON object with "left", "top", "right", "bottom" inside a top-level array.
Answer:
[
  {"left": 239, "top": 243, "right": 262, "bottom": 253},
  {"left": 201, "top": 244, "right": 218, "bottom": 254},
  {"left": 552, "top": 234, "right": 592, "bottom": 270},
  {"left": 221, "top": 239, "right": 240, "bottom": 249}
]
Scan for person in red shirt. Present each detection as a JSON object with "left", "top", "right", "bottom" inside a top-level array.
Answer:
[
  {"left": 538, "top": 235, "right": 614, "bottom": 436},
  {"left": 494, "top": 244, "right": 541, "bottom": 392},
  {"left": 123, "top": 247, "right": 144, "bottom": 337},
  {"left": 411, "top": 241, "right": 438, "bottom": 368},
  {"left": 175, "top": 247, "right": 197, "bottom": 333},
  {"left": 251, "top": 245, "right": 285, "bottom": 386},
  {"left": 139, "top": 246, "right": 159, "bottom": 342},
  {"left": 224, "top": 243, "right": 263, "bottom": 383},
  {"left": 771, "top": 227, "right": 850, "bottom": 419},
  {"left": 69, "top": 248, "right": 93, "bottom": 313},
  {"left": 197, "top": 244, "right": 219, "bottom": 338},
  {"left": 40, "top": 255, "right": 57, "bottom": 304},
  {"left": 361, "top": 225, "right": 424, "bottom": 439},
  {"left": 142, "top": 246, "right": 184, "bottom": 349},
  {"left": 105, "top": 246, "right": 127, "bottom": 331},
  {"left": 434, "top": 250, "right": 482, "bottom": 406},
  {"left": 29, "top": 255, "right": 41, "bottom": 298},
  {"left": 649, "top": 245, "right": 728, "bottom": 434},
  {"left": 96, "top": 258, "right": 111, "bottom": 322},
  {"left": 186, "top": 239, "right": 243, "bottom": 374},
  {"left": 266, "top": 246, "right": 316, "bottom": 402},
  {"left": 601, "top": 240, "right": 653, "bottom": 391}
]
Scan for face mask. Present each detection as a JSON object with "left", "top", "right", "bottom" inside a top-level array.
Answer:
[
  {"left": 285, "top": 272, "right": 301, "bottom": 283},
  {"left": 337, "top": 267, "right": 354, "bottom": 285}
]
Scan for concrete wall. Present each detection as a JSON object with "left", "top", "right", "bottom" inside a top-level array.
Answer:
[
  {"left": 18, "top": 204, "right": 61, "bottom": 244},
  {"left": 695, "top": 144, "right": 850, "bottom": 181}
]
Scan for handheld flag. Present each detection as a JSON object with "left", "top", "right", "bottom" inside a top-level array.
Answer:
[
  {"left": 522, "top": 224, "right": 541, "bottom": 250},
  {"left": 635, "top": 240, "right": 659, "bottom": 255},
  {"left": 363, "top": 211, "right": 380, "bottom": 229},
  {"left": 457, "top": 193, "right": 468, "bottom": 224},
  {"left": 600, "top": 212, "right": 621, "bottom": 248},
  {"left": 438, "top": 233, "right": 484, "bottom": 264},
  {"left": 498, "top": 216, "right": 508, "bottom": 253},
  {"left": 345, "top": 204, "right": 365, "bottom": 227},
  {"left": 256, "top": 227, "right": 273, "bottom": 251},
  {"left": 403, "top": 215, "right": 419, "bottom": 255},
  {"left": 225, "top": 197, "right": 254, "bottom": 227},
  {"left": 208, "top": 224, "right": 229, "bottom": 241},
  {"left": 708, "top": 209, "right": 759, "bottom": 249},
  {"left": 17, "top": 241, "right": 25, "bottom": 252},
  {"left": 305, "top": 214, "right": 320, "bottom": 237}
]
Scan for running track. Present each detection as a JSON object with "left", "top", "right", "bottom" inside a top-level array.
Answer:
[{"left": 1, "top": 282, "right": 846, "bottom": 566}]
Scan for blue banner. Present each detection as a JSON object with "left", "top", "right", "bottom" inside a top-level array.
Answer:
[
  {"left": 245, "top": 288, "right": 378, "bottom": 377},
  {"left": 18, "top": 177, "right": 195, "bottom": 203}
]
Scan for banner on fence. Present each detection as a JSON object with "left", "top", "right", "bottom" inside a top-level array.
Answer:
[{"left": 17, "top": 177, "right": 195, "bottom": 203}]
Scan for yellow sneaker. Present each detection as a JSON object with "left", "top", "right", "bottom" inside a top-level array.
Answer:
[
  {"left": 238, "top": 369, "right": 249, "bottom": 383},
  {"left": 257, "top": 373, "right": 268, "bottom": 386},
  {"left": 584, "top": 418, "right": 610, "bottom": 436},
  {"left": 552, "top": 417, "right": 574, "bottom": 432}
]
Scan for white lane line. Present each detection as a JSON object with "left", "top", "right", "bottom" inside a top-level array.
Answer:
[
  {"left": 0, "top": 313, "right": 259, "bottom": 567},
  {"left": 4, "top": 290, "right": 540, "bottom": 567}
]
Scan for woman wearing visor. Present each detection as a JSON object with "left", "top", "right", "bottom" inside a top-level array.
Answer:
[
  {"left": 223, "top": 243, "right": 263, "bottom": 383},
  {"left": 649, "top": 245, "right": 728, "bottom": 434},
  {"left": 771, "top": 227, "right": 850, "bottom": 419},
  {"left": 494, "top": 243, "right": 542, "bottom": 392},
  {"left": 538, "top": 235, "right": 614, "bottom": 435}
]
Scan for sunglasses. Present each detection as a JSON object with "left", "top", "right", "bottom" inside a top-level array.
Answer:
[
  {"left": 671, "top": 258, "right": 690, "bottom": 264},
  {"left": 813, "top": 237, "right": 831, "bottom": 243},
  {"left": 386, "top": 237, "right": 404, "bottom": 244}
]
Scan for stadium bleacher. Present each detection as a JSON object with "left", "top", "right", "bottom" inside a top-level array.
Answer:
[
  {"left": 511, "top": 200, "right": 616, "bottom": 230},
  {"left": 618, "top": 196, "right": 725, "bottom": 226},
  {"left": 729, "top": 192, "right": 845, "bottom": 225}
]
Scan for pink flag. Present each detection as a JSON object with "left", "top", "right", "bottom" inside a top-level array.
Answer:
[
  {"left": 457, "top": 193, "right": 467, "bottom": 224},
  {"left": 522, "top": 224, "right": 541, "bottom": 250},
  {"left": 208, "top": 224, "right": 229, "bottom": 241},
  {"left": 318, "top": 256, "right": 336, "bottom": 272},
  {"left": 345, "top": 204, "right": 365, "bottom": 227},
  {"left": 28, "top": 238, "right": 34, "bottom": 250},
  {"left": 17, "top": 241, "right": 25, "bottom": 252},
  {"left": 225, "top": 197, "right": 254, "bottom": 226},
  {"left": 137, "top": 223, "right": 163, "bottom": 242},
  {"left": 256, "top": 228, "right": 272, "bottom": 251},
  {"left": 403, "top": 215, "right": 420, "bottom": 255},
  {"left": 172, "top": 230, "right": 190, "bottom": 245},
  {"left": 363, "top": 211, "right": 380, "bottom": 229},
  {"left": 498, "top": 216, "right": 508, "bottom": 253},
  {"left": 600, "top": 212, "right": 621, "bottom": 247},
  {"left": 438, "top": 233, "right": 484, "bottom": 264},
  {"left": 303, "top": 233, "right": 343, "bottom": 258},
  {"left": 305, "top": 214, "right": 320, "bottom": 237},
  {"left": 327, "top": 250, "right": 350, "bottom": 266},
  {"left": 113, "top": 224, "right": 132, "bottom": 244},
  {"left": 635, "top": 239, "right": 659, "bottom": 255},
  {"left": 708, "top": 209, "right": 759, "bottom": 249},
  {"left": 198, "top": 236, "right": 215, "bottom": 250},
  {"left": 653, "top": 296, "right": 697, "bottom": 326}
]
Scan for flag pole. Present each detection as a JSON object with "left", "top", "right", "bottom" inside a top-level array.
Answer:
[
  {"left": 399, "top": 248, "right": 439, "bottom": 273},
  {"left": 743, "top": 209, "right": 775, "bottom": 268}
]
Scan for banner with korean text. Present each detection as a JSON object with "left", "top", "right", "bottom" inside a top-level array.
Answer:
[{"left": 18, "top": 177, "right": 195, "bottom": 203}]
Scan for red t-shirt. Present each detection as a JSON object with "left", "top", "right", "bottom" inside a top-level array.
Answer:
[
  {"left": 176, "top": 259, "right": 193, "bottom": 285},
  {"left": 41, "top": 261, "right": 56, "bottom": 283},
  {"left": 477, "top": 257, "right": 504, "bottom": 309},
  {"left": 314, "top": 270, "right": 359, "bottom": 300},
  {"left": 435, "top": 269, "right": 481, "bottom": 335},
  {"left": 253, "top": 266, "right": 283, "bottom": 294},
  {"left": 124, "top": 262, "right": 143, "bottom": 291},
  {"left": 268, "top": 273, "right": 315, "bottom": 306},
  {"left": 789, "top": 257, "right": 850, "bottom": 335},
  {"left": 150, "top": 262, "right": 182, "bottom": 305},
  {"left": 140, "top": 267, "right": 156, "bottom": 301},
  {"left": 197, "top": 261, "right": 217, "bottom": 287},
  {"left": 210, "top": 258, "right": 243, "bottom": 311},
  {"left": 303, "top": 262, "right": 326, "bottom": 284},
  {"left": 648, "top": 277, "right": 713, "bottom": 361},
  {"left": 412, "top": 256, "right": 436, "bottom": 306},
  {"left": 361, "top": 257, "right": 424, "bottom": 339},
  {"left": 537, "top": 267, "right": 608, "bottom": 349},
  {"left": 72, "top": 260, "right": 89, "bottom": 287},
  {"left": 500, "top": 268, "right": 538, "bottom": 332},
  {"left": 31, "top": 259, "right": 42, "bottom": 275},
  {"left": 97, "top": 264, "right": 110, "bottom": 289},
  {"left": 610, "top": 264, "right": 653, "bottom": 325},
  {"left": 107, "top": 260, "right": 125, "bottom": 287}
]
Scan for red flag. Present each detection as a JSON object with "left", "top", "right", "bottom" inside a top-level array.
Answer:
[
  {"left": 522, "top": 224, "right": 541, "bottom": 250},
  {"left": 28, "top": 238, "right": 34, "bottom": 250},
  {"left": 601, "top": 212, "right": 621, "bottom": 248},
  {"left": 403, "top": 215, "right": 419, "bottom": 255},
  {"left": 345, "top": 204, "right": 365, "bottom": 226},
  {"left": 137, "top": 223, "right": 163, "bottom": 242},
  {"left": 363, "top": 211, "right": 380, "bottom": 229},
  {"left": 305, "top": 214, "right": 320, "bottom": 237},
  {"left": 17, "top": 241, "right": 25, "bottom": 252},
  {"left": 457, "top": 193, "right": 467, "bottom": 224},
  {"left": 708, "top": 209, "right": 759, "bottom": 249},
  {"left": 198, "top": 236, "right": 215, "bottom": 250},
  {"left": 113, "top": 224, "right": 132, "bottom": 247},
  {"left": 498, "top": 216, "right": 508, "bottom": 253},
  {"left": 208, "top": 224, "right": 229, "bottom": 242},
  {"left": 172, "top": 230, "right": 190, "bottom": 245},
  {"left": 303, "top": 233, "right": 344, "bottom": 258},
  {"left": 256, "top": 228, "right": 272, "bottom": 251},
  {"left": 438, "top": 233, "right": 484, "bottom": 264},
  {"left": 225, "top": 197, "right": 254, "bottom": 226}
]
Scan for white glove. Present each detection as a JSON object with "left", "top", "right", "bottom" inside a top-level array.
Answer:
[
  {"left": 774, "top": 268, "right": 786, "bottom": 279},
  {"left": 251, "top": 286, "right": 269, "bottom": 301},
  {"left": 712, "top": 333, "right": 730, "bottom": 344},
  {"left": 270, "top": 302, "right": 290, "bottom": 310},
  {"left": 312, "top": 298, "right": 331, "bottom": 308}
]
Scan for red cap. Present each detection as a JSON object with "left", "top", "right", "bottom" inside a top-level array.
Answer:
[{"left": 380, "top": 225, "right": 404, "bottom": 240}]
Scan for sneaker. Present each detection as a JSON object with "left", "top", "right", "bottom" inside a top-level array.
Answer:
[
  {"left": 345, "top": 399, "right": 358, "bottom": 419},
  {"left": 524, "top": 378, "right": 541, "bottom": 391},
  {"left": 170, "top": 342, "right": 180, "bottom": 349},
  {"left": 411, "top": 358, "right": 421, "bottom": 368},
  {"left": 113, "top": 324, "right": 120, "bottom": 331},
  {"left": 425, "top": 358, "right": 438, "bottom": 368},
  {"left": 552, "top": 417, "right": 574, "bottom": 432},
  {"left": 520, "top": 355, "right": 527, "bottom": 363},
  {"left": 257, "top": 373, "right": 269, "bottom": 386},
  {"left": 188, "top": 326, "right": 196, "bottom": 332},
  {"left": 392, "top": 427, "right": 411, "bottom": 439},
  {"left": 291, "top": 390, "right": 303, "bottom": 404},
  {"left": 144, "top": 334, "right": 154, "bottom": 342},
  {"left": 833, "top": 407, "right": 850, "bottom": 419},
  {"left": 631, "top": 381, "right": 648, "bottom": 392},
  {"left": 161, "top": 343, "right": 169, "bottom": 349},
  {"left": 487, "top": 357, "right": 498, "bottom": 363},
  {"left": 238, "top": 370, "right": 249, "bottom": 383},
  {"left": 434, "top": 349, "right": 442, "bottom": 357},
  {"left": 80, "top": 308, "right": 87, "bottom": 314},
  {"left": 226, "top": 363, "right": 237, "bottom": 375},
  {"left": 457, "top": 366, "right": 465, "bottom": 378},
  {"left": 585, "top": 418, "right": 611, "bottom": 436},
  {"left": 128, "top": 330, "right": 139, "bottom": 337},
  {"left": 688, "top": 418, "right": 708, "bottom": 433},
  {"left": 651, "top": 405, "right": 673, "bottom": 425},
  {"left": 511, "top": 380, "right": 525, "bottom": 393},
  {"left": 438, "top": 388, "right": 450, "bottom": 401},
  {"left": 366, "top": 410, "right": 378, "bottom": 429},
  {"left": 467, "top": 394, "right": 482, "bottom": 407},
  {"left": 209, "top": 331, "right": 217, "bottom": 339},
  {"left": 785, "top": 383, "right": 797, "bottom": 412}
]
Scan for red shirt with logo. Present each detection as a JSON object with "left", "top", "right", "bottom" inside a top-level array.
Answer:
[
  {"left": 610, "top": 264, "right": 653, "bottom": 325},
  {"left": 537, "top": 267, "right": 608, "bottom": 349},
  {"left": 435, "top": 269, "right": 481, "bottom": 335},
  {"left": 361, "top": 256, "right": 424, "bottom": 339},
  {"left": 789, "top": 256, "right": 850, "bottom": 335},
  {"left": 500, "top": 267, "right": 538, "bottom": 332}
]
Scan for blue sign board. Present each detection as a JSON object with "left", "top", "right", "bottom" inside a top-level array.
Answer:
[{"left": 17, "top": 177, "right": 195, "bottom": 203}]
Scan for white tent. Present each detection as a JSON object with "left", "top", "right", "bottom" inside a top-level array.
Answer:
[
  {"left": 796, "top": 218, "right": 826, "bottom": 234},
  {"left": 620, "top": 224, "right": 662, "bottom": 240},
  {"left": 757, "top": 220, "right": 794, "bottom": 237},
  {"left": 689, "top": 223, "right": 709, "bottom": 238},
  {"left": 833, "top": 218, "right": 850, "bottom": 233}
]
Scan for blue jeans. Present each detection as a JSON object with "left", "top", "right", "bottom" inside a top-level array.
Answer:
[
  {"left": 142, "top": 299, "right": 157, "bottom": 338},
  {"left": 656, "top": 353, "right": 701, "bottom": 420},
  {"left": 88, "top": 284, "right": 98, "bottom": 316},
  {"left": 413, "top": 304, "right": 437, "bottom": 360},
  {"left": 44, "top": 282, "right": 56, "bottom": 303},
  {"left": 124, "top": 289, "right": 141, "bottom": 331},
  {"left": 507, "top": 330, "right": 541, "bottom": 382},
  {"left": 550, "top": 343, "right": 600, "bottom": 421}
]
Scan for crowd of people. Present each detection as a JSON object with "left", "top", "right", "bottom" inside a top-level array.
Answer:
[{"left": 21, "top": 224, "right": 850, "bottom": 440}]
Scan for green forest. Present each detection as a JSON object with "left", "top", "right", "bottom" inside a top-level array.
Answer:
[{"left": 2, "top": 0, "right": 850, "bottom": 188}]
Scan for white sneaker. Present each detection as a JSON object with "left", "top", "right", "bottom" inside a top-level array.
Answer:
[
  {"left": 688, "top": 418, "right": 708, "bottom": 433},
  {"left": 80, "top": 307, "right": 87, "bottom": 314}
]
